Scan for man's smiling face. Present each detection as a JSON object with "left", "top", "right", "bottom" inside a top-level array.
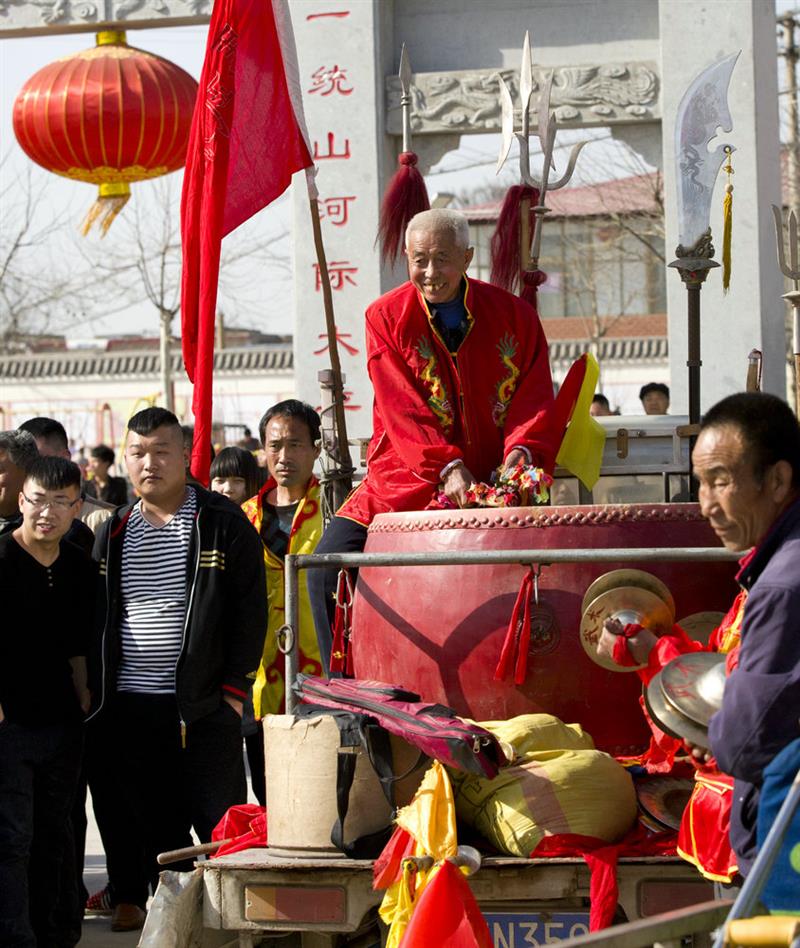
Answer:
[
  {"left": 19, "top": 477, "right": 81, "bottom": 542},
  {"left": 405, "top": 227, "right": 473, "bottom": 306}
]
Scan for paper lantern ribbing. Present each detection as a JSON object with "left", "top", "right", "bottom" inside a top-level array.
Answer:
[{"left": 12, "top": 31, "right": 198, "bottom": 235}]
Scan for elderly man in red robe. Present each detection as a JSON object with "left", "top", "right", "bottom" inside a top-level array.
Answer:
[{"left": 309, "top": 208, "right": 557, "bottom": 670}]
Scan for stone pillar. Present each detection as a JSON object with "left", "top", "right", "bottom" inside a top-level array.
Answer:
[
  {"left": 290, "top": 0, "right": 394, "bottom": 447},
  {"left": 660, "top": 0, "right": 784, "bottom": 410}
]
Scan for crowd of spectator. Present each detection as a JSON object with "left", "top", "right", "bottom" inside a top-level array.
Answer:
[{"left": 0, "top": 400, "right": 313, "bottom": 941}]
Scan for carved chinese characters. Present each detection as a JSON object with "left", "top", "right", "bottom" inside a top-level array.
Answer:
[{"left": 291, "top": 0, "right": 388, "bottom": 429}]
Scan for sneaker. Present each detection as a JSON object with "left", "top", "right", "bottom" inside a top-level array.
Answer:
[{"left": 84, "top": 885, "right": 113, "bottom": 916}]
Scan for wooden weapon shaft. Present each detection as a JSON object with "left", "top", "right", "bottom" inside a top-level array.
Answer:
[{"left": 309, "top": 198, "right": 353, "bottom": 508}]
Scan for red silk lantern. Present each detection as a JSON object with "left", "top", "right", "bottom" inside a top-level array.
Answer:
[{"left": 12, "top": 31, "right": 198, "bottom": 235}]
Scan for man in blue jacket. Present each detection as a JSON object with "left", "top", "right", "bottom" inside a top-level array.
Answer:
[{"left": 692, "top": 392, "right": 800, "bottom": 878}]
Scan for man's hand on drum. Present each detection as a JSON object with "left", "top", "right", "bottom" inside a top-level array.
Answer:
[
  {"left": 597, "top": 616, "right": 658, "bottom": 666},
  {"left": 442, "top": 461, "right": 477, "bottom": 508}
]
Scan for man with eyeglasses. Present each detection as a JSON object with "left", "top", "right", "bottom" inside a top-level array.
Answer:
[
  {"left": 19, "top": 417, "right": 114, "bottom": 543},
  {"left": 0, "top": 456, "right": 95, "bottom": 947}
]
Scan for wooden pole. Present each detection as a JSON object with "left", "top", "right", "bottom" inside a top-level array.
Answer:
[
  {"left": 520, "top": 196, "right": 531, "bottom": 271},
  {"left": 308, "top": 197, "right": 353, "bottom": 508},
  {"left": 745, "top": 349, "right": 762, "bottom": 392}
]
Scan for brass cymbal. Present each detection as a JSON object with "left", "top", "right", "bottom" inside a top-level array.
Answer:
[
  {"left": 660, "top": 652, "right": 727, "bottom": 727},
  {"left": 644, "top": 671, "right": 711, "bottom": 747},
  {"left": 635, "top": 776, "right": 694, "bottom": 831},
  {"left": 580, "top": 586, "right": 675, "bottom": 673},
  {"left": 677, "top": 612, "right": 725, "bottom": 647},
  {"left": 581, "top": 569, "right": 675, "bottom": 616}
]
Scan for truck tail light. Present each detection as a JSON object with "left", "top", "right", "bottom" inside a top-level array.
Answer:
[
  {"left": 638, "top": 879, "right": 714, "bottom": 917},
  {"left": 245, "top": 885, "right": 346, "bottom": 923}
]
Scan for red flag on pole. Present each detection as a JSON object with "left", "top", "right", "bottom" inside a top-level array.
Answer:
[{"left": 181, "top": 0, "right": 315, "bottom": 483}]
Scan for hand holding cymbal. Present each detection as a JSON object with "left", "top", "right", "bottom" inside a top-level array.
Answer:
[
  {"left": 598, "top": 617, "right": 659, "bottom": 667},
  {"left": 581, "top": 570, "right": 675, "bottom": 673}
]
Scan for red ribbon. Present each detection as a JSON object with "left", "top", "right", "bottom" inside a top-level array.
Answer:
[
  {"left": 494, "top": 567, "right": 535, "bottom": 685},
  {"left": 532, "top": 826, "right": 677, "bottom": 931},
  {"left": 611, "top": 623, "right": 645, "bottom": 667}
]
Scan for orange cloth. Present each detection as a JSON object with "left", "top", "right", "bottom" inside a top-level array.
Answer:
[{"left": 628, "top": 591, "right": 746, "bottom": 883}]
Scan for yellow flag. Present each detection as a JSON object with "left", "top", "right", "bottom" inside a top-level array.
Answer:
[
  {"left": 379, "top": 761, "right": 457, "bottom": 947},
  {"left": 395, "top": 760, "right": 458, "bottom": 862},
  {"left": 381, "top": 861, "right": 422, "bottom": 948},
  {"left": 555, "top": 353, "right": 605, "bottom": 490}
]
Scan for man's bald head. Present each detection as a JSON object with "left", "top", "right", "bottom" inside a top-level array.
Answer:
[{"left": 405, "top": 209, "right": 470, "bottom": 252}]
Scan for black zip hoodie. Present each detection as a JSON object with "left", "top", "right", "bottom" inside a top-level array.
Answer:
[{"left": 89, "top": 486, "right": 266, "bottom": 729}]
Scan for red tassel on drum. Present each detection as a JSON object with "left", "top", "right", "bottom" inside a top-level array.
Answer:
[
  {"left": 490, "top": 185, "right": 540, "bottom": 295},
  {"left": 377, "top": 151, "right": 430, "bottom": 266},
  {"left": 494, "top": 567, "right": 535, "bottom": 684}
]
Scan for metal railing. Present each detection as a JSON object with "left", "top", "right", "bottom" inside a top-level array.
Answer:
[
  {"left": 554, "top": 899, "right": 732, "bottom": 947},
  {"left": 281, "top": 545, "right": 739, "bottom": 714}
]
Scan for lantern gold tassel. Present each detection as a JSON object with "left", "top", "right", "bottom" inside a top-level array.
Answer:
[
  {"left": 722, "top": 146, "right": 734, "bottom": 293},
  {"left": 81, "top": 183, "right": 131, "bottom": 237}
]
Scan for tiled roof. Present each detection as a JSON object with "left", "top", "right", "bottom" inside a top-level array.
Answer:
[
  {"left": 543, "top": 313, "right": 667, "bottom": 341},
  {"left": 549, "top": 336, "right": 668, "bottom": 366},
  {"left": 464, "top": 172, "right": 663, "bottom": 221},
  {"left": 0, "top": 345, "right": 293, "bottom": 382}
]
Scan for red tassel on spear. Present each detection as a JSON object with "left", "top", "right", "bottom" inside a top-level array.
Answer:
[
  {"left": 377, "top": 44, "right": 430, "bottom": 266},
  {"left": 489, "top": 184, "right": 546, "bottom": 308},
  {"left": 491, "top": 33, "right": 587, "bottom": 309}
]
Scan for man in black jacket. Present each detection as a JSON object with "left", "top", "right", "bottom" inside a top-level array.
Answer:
[
  {"left": 0, "top": 456, "right": 93, "bottom": 947},
  {"left": 88, "top": 408, "right": 266, "bottom": 932}
]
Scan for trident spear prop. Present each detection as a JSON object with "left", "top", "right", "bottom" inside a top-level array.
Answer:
[
  {"left": 377, "top": 44, "right": 430, "bottom": 266},
  {"left": 667, "top": 52, "right": 740, "bottom": 429},
  {"left": 494, "top": 32, "right": 587, "bottom": 303},
  {"left": 771, "top": 205, "right": 800, "bottom": 416}
]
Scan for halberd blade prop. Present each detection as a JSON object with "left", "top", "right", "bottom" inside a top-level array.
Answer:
[{"left": 674, "top": 50, "right": 740, "bottom": 250}]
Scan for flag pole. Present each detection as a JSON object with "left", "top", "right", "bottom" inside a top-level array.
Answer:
[{"left": 308, "top": 194, "right": 354, "bottom": 514}]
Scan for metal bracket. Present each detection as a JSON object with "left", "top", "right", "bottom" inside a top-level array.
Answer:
[{"left": 276, "top": 624, "right": 295, "bottom": 656}]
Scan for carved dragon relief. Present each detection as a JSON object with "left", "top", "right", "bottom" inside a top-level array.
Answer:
[
  {"left": 386, "top": 61, "right": 660, "bottom": 134},
  {"left": 0, "top": 0, "right": 209, "bottom": 26},
  {"left": 0, "top": 0, "right": 96, "bottom": 25}
]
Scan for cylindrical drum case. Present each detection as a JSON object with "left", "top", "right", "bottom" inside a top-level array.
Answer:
[{"left": 263, "top": 713, "right": 393, "bottom": 855}]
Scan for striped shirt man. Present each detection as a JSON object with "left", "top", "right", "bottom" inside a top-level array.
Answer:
[{"left": 117, "top": 488, "right": 197, "bottom": 694}]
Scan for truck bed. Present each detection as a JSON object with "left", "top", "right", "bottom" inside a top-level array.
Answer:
[{"left": 200, "top": 847, "right": 714, "bottom": 943}]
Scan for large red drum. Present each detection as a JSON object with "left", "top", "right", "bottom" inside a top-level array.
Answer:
[{"left": 350, "top": 504, "right": 738, "bottom": 755}]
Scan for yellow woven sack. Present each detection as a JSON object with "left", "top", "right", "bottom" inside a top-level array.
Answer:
[
  {"left": 479, "top": 714, "right": 595, "bottom": 760},
  {"left": 453, "top": 747, "right": 637, "bottom": 857}
]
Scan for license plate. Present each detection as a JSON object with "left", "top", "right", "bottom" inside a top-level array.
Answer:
[{"left": 483, "top": 912, "right": 591, "bottom": 946}]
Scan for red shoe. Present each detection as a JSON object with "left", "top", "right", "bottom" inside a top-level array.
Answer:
[{"left": 84, "top": 886, "right": 112, "bottom": 915}]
